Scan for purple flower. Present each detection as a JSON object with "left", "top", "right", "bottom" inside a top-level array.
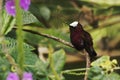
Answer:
[
  {"left": 5, "top": 0, "right": 31, "bottom": 16},
  {"left": 6, "top": 72, "right": 19, "bottom": 80},
  {"left": 5, "top": 0, "right": 16, "bottom": 16},
  {"left": 20, "top": 0, "right": 31, "bottom": 11},
  {"left": 22, "top": 72, "right": 33, "bottom": 80},
  {"left": 6, "top": 72, "right": 33, "bottom": 80}
]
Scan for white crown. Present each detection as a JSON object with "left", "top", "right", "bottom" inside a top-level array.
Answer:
[{"left": 69, "top": 21, "right": 78, "bottom": 27}]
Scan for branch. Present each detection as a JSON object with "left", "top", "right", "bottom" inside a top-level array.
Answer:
[{"left": 13, "top": 27, "right": 74, "bottom": 48}]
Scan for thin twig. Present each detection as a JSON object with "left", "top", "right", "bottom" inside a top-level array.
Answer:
[{"left": 84, "top": 51, "right": 91, "bottom": 80}]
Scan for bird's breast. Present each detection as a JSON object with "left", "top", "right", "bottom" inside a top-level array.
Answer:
[{"left": 70, "top": 32, "right": 84, "bottom": 50}]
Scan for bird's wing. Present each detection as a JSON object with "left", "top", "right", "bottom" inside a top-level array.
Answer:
[
  {"left": 83, "top": 31, "right": 93, "bottom": 46},
  {"left": 82, "top": 31, "right": 97, "bottom": 57}
]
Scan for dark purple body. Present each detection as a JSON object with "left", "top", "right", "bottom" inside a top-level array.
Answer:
[{"left": 69, "top": 23, "right": 97, "bottom": 57}]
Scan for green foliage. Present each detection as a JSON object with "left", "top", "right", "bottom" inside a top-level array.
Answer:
[
  {"left": 88, "top": 56, "right": 120, "bottom": 80},
  {"left": 0, "top": 37, "right": 38, "bottom": 79},
  {"left": 1, "top": 37, "right": 38, "bottom": 65},
  {"left": 39, "top": 6, "right": 51, "bottom": 21},
  {"left": 1, "top": 9, "right": 44, "bottom": 35},
  {"left": 102, "top": 72, "right": 120, "bottom": 80},
  {"left": 1, "top": 10, "right": 15, "bottom": 35},
  {"left": 22, "top": 10, "right": 45, "bottom": 27},
  {"left": 1, "top": 0, "right": 120, "bottom": 80},
  {"left": 0, "top": 37, "right": 66, "bottom": 80},
  {"left": 61, "top": 56, "right": 120, "bottom": 80},
  {"left": 52, "top": 49, "right": 66, "bottom": 73},
  {"left": 88, "top": 67, "right": 120, "bottom": 80},
  {"left": 24, "top": 28, "right": 74, "bottom": 52},
  {"left": 0, "top": 56, "right": 10, "bottom": 80},
  {"left": 88, "top": 66, "right": 104, "bottom": 80},
  {"left": 34, "top": 49, "right": 66, "bottom": 80}
]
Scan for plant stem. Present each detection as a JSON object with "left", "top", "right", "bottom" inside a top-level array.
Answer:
[
  {"left": 48, "top": 46, "right": 61, "bottom": 80},
  {"left": 0, "top": 0, "right": 2, "bottom": 32},
  {"left": 15, "top": 0, "right": 24, "bottom": 77},
  {"left": 62, "top": 68, "right": 88, "bottom": 73}
]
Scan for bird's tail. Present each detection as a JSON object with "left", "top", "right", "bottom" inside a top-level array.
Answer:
[{"left": 85, "top": 47, "right": 97, "bottom": 58}]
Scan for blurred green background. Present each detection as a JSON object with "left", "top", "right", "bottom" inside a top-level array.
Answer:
[{"left": 4, "top": 0, "right": 120, "bottom": 79}]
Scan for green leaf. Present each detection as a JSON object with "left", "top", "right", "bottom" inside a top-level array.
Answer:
[
  {"left": 39, "top": 6, "right": 51, "bottom": 21},
  {"left": 91, "top": 56, "right": 110, "bottom": 67},
  {"left": 22, "top": 11, "right": 44, "bottom": 26},
  {"left": 88, "top": 66, "right": 120, "bottom": 80},
  {"left": 53, "top": 49, "right": 66, "bottom": 73},
  {"left": 0, "top": 37, "right": 40, "bottom": 79},
  {"left": 34, "top": 49, "right": 66, "bottom": 80},
  {"left": 35, "top": 60, "right": 49, "bottom": 76},
  {"left": 0, "top": 37, "right": 38, "bottom": 66},
  {"left": 24, "top": 52, "right": 38, "bottom": 65},
  {"left": 1, "top": 10, "right": 15, "bottom": 35},
  {"left": 88, "top": 56, "right": 120, "bottom": 80},
  {"left": 103, "top": 72, "right": 120, "bottom": 80},
  {"left": 22, "top": 11, "right": 38, "bottom": 24},
  {"left": 88, "top": 66, "right": 104, "bottom": 80},
  {"left": 0, "top": 56, "right": 10, "bottom": 80}
]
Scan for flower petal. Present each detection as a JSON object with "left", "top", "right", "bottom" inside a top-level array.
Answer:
[
  {"left": 20, "top": 0, "right": 31, "bottom": 11},
  {"left": 6, "top": 72, "right": 19, "bottom": 80},
  {"left": 5, "top": 0, "right": 16, "bottom": 16},
  {"left": 22, "top": 72, "right": 33, "bottom": 80}
]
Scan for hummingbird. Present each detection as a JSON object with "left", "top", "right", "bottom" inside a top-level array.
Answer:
[{"left": 69, "top": 21, "right": 97, "bottom": 58}]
